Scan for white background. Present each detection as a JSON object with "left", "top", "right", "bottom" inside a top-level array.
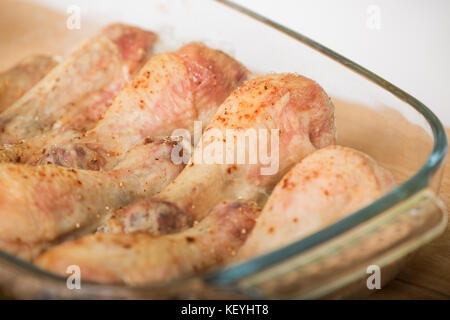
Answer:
[
  {"left": 235, "top": 0, "right": 450, "bottom": 125},
  {"left": 24, "top": 0, "right": 450, "bottom": 125}
]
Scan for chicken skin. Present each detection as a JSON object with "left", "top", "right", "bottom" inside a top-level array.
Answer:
[
  {"left": 0, "top": 24, "right": 157, "bottom": 144},
  {"left": 38, "top": 42, "right": 248, "bottom": 170},
  {"left": 34, "top": 202, "right": 259, "bottom": 285},
  {"left": 102, "top": 73, "right": 336, "bottom": 235},
  {"left": 0, "top": 139, "right": 183, "bottom": 260},
  {"left": 237, "top": 145, "right": 396, "bottom": 260},
  {"left": 0, "top": 41, "right": 246, "bottom": 260},
  {"left": 0, "top": 17, "right": 406, "bottom": 295},
  {"left": 0, "top": 55, "right": 57, "bottom": 112}
]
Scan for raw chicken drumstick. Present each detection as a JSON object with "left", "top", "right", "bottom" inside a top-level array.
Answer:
[
  {"left": 35, "top": 201, "right": 260, "bottom": 285},
  {"left": 0, "top": 42, "right": 246, "bottom": 260},
  {"left": 0, "top": 55, "right": 58, "bottom": 112},
  {"left": 236, "top": 145, "right": 396, "bottom": 260},
  {"left": 0, "top": 129, "right": 81, "bottom": 164},
  {"left": 38, "top": 42, "right": 248, "bottom": 170},
  {"left": 0, "top": 24, "right": 157, "bottom": 144},
  {"left": 0, "top": 24, "right": 157, "bottom": 163},
  {"left": 102, "top": 73, "right": 336, "bottom": 235},
  {"left": 0, "top": 139, "right": 183, "bottom": 261}
]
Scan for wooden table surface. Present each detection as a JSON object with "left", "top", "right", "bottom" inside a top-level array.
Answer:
[{"left": 368, "top": 129, "right": 450, "bottom": 300}]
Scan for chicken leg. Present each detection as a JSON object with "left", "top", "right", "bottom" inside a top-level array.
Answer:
[
  {"left": 0, "top": 23, "right": 157, "bottom": 144},
  {"left": 236, "top": 145, "right": 396, "bottom": 260},
  {"left": 0, "top": 55, "right": 58, "bottom": 112},
  {"left": 102, "top": 73, "right": 336, "bottom": 235},
  {"left": 0, "top": 139, "right": 183, "bottom": 260},
  {"left": 35, "top": 201, "right": 259, "bottom": 285},
  {"left": 37, "top": 42, "right": 248, "bottom": 170}
]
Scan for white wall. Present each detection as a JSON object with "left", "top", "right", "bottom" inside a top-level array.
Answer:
[
  {"left": 26, "top": 0, "right": 450, "bottom": 125},
  {"left": 235, "top": 0, "right": 450, "bottom": 125}
]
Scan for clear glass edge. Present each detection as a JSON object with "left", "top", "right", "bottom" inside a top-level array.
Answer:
[
  {"left": 225, "top": 188, "right": 448, "bottom": 299},
  {"left": 205, "top": 0, "right": 449, "bottom": 286},
  {"left": 0, "top": 0, "right": 447, "bottom": 295}
]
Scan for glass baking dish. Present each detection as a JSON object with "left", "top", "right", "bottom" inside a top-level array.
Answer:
[{"left": 0, "top": 0, "right": 447, "bottom": 299}]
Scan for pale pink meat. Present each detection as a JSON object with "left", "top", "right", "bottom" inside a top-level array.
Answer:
[
  {"left": 237, "top": 145, "right": 396, "bottom": 260},
  {"left": 0, "top": 139, "right": 183, "bottom": 260},
  {"left": 0, "top": 54, "right": 57, "bottom": 112},
  {"left": 102, "top": 73, "right": 336, "bottom": 235},
  {"left": 38, "top": 42, "right": 247, "bottom": 170},
  {"left": 34, "top": 201, "right": 259, "bottom": 285},
  {"left": 0, "top": 23, "right": 157, "bottom": 145}
]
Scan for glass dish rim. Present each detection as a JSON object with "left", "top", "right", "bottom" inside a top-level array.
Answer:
[
  {"left": 206, "top": 0, "right": 448, "bottom": 286},
  {"left": 0, "top": 0, "right": 447, "bottom": 293}
]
